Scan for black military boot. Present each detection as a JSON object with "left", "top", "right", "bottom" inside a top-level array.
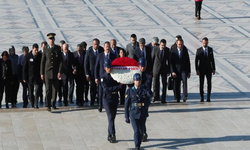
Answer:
[
  {"left": 109, "top": 134, "right": 116, "bottom": 143},
  {"left": 142, "top": 132, "right": 148, "bottom": 142}
]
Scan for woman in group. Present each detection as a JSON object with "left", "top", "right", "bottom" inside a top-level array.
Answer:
[{"left": 0, "top": 51, "right": 13, "bottom": 108}]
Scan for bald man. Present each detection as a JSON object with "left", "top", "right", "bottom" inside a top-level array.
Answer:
[{"left": 60, "top": 43, "right": 76, "bottom": 106}]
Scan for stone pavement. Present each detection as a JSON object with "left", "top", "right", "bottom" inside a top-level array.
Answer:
[{"left": 0, "top": 0, "right": 250, "bottom": 149}]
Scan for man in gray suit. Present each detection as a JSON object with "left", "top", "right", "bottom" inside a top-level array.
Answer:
[
  {"left": 151, "top": 39, "right": 170, "bottom": 103},
  {"left": 126, "top": 34, "right": 139, "bottom": 61}
]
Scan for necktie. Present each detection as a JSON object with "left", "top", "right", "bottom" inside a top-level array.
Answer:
[
  {"left": 105, "top": 54, "right": 108, "bottom": 59},
  {"left": 160, "top": 50, "right": 163, "bottom": 59},
  {"left": 132, "top": 45, "right": 136, "bottom": 50},
  {"left": 179, "top": 49, "right": 182, "bottom": 59},
  {"left": 95, "top": 51, "right": 98, "bottom": 56},
  {"left": 205, "top": 49, "right": 208, "bottom": 56},
  {"left": 78, "top": 54, "right": 82, "bottom": 65},
  {"left": 141, "top": 50, "right": 145, "bottom": 58},
  {"left": 64, "top": 54, "right": 68, "bottom": 63}
]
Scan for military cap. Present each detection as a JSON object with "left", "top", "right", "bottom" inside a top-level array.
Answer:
[
  {"left": 47, "top": 33, "right": 56, "bottom": 39},
  {"left": 104, "top": 59, "right": 112, "bottom": 68},
  {"left": 133, "top": 73, "right": 141, "bottom": 81},
  {"left": 139, "top": 57, "right": 146, "bottom": 67},
  {"left": 139, "top": 38, "right": 145, "bottom": 44},
  {"left": 152, "top": 37, "right": 159, "bottom": 43}
]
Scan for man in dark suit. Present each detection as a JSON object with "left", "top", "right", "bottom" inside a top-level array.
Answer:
[
  {"left": 145, "top": 37, "right": 159, "bottom": 53},
  {"left": 95, "top": 41, "right": 116, "bottom": 112},
  {"left": 170, "top": 39, "right": 191, "bottom": 102},
  {"left": 81, "top": 41, "right": 89, "bottom": 102},
  {"left": 126, "top": 34, "right": 139, "bottom": 61},
  {"left": 170, "top": 35, "right": 182, "bottom": 99},
  {"left": 195, "top": 37, "right": 216, "bottom": 102},
  {"left": 170, "top": 35, "right": 182, "bottom": 52},
  {"left": 85, "top": 38, "right": 104, "bottom": 105},
  {"left": 40, "top": 33, "right": 62, "bottom": 111},
  {"left": 38, "top": 41, "right": 47, "bottom": 105},
  {"left": 57, "top": 40, "right": 66, "bottom": 102},
  {"left": 151, "top": 39, "right": 170, "bottom": 103},
  {"left": 110, "top": 39, "right": 121, "bottom": 58},
  {"left": 61, "top": 44, "right": 76, "bottom": 106},
  {"left": 136, "top": 38, "right": 153, "bottom": 74},
  {"left": 18, "top": 46, "right": 29, "bottom": 108},
  {"left": 73, "top": 44, "right": 86, "bottom": 106},
  {"left": 23, "top": 43, "right": 42, "bottom": 109}
]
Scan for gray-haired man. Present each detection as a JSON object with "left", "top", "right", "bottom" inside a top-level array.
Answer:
[{"left": 146, "top": 37, "right": 159, "bottom": 52}]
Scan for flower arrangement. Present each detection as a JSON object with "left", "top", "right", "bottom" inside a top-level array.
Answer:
[
  {"left": 111, "top": 57, "right": 139, "bottom": 67},
  {"left": 111, "top": 57, "right": 141, "bottom": 84}
]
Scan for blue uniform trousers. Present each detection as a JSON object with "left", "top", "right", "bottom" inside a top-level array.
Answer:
[
  {"left": 131, "top": 117, "right": 146, "bottom": 147},
  {"left": 104, "top": 101, "right": 118, "bottom": 134}
]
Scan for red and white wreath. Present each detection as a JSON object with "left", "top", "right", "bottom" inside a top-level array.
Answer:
[{"left": 111, "top": 57, "right": 141, "bottom": 84}]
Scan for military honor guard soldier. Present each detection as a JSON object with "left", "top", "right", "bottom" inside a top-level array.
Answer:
[
  {"left": 40, "top": 33, "right": 63, "bottom": 111},
  {"left": 125, "top": 73, "right": 152, "bottom": 150},
  {"left": 101, "top": 59, "right": 122, "bottom": 143}
]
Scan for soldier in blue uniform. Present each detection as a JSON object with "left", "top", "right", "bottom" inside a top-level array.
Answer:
[
  {"left": 125, "top": 73, "right": 152, "bottom": 150},
  {"left": 101, "top": 59, "right": 122, "bottom": 143},
  {"left": 138, "top": 57, "right": 152, "bottom": 142}
]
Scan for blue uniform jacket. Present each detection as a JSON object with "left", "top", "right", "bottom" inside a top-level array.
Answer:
[
  {"left": 127, "top": 71, "right": 152, "bottom": 89},
  {"left": 101, "top": 73, "right": 122, "bottom": 104},
  {"left": 125, "top": 87, "right": 152, "bottom": 120}
]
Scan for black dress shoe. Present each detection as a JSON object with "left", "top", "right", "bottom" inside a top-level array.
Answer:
[
  {"left": 107, "top": 134, "right": 111, "bottom": 141},
  {"left": 23, "top": 105, "right": 27, "bottom": 108},
  {"left": 47, "top": 107, "right": 51, "bottom": 112},
  {"left": 40, "top": 101, "right": 43, "bottom": 104},
  {"left": 12, "top": 103, "right": 16, "bottom": 108},
  {"left": 109, "top": 134, "right": 116, "bottom": 143},
  {"left": 176, "top": 99, "right": 180, "bottom": 103},
  {"left": 69, "top": 100, "right": 74, "bottom": 104},
  {"left": 85, "top": 98, "right": 89, "bottom": 103},
  {"left": 98, "top": 106, "right": 102, "bottom": 112},
  {"left": 183, "top": 97, "right": 187, "bottom": 102},
  {"left": 6, "top": 103, "right": 9, "bottom": 109},
  {"left": 79, "top": 103, "right": 83, "bottom": 107},
  {"left": 52, "top": 105, "right": 58, "bottom": 109},
  {"left": 135, "top": 146, "right": 140, "bottom": 150},
  {"left": 161, "top": 100, "right": 166, "bottom": 104},
  {"left": 34, "top": 106, "right": 39, "bottom": 109},
  {"left": 207, "top": 98, "right": 211, "bottom": 102},
  {"left": 64, "top": 103, "right": 68, "bottom": 106},
  {"left": 142, "top": 132, "right": 148, "bottom": 142},
  {"left": 200, "top": 98, "right": 204, "bottom": 102}
]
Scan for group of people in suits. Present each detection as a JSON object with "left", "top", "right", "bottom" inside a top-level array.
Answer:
[
  {"left": 0, "top": 33, "right": 216, "bottom": 108},
  {"left": 125, "top": 34, "right": 216, "bottom": 103}
]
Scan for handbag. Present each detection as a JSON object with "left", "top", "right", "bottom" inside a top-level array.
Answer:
[{"left": 168, "top": 76, "right": 174, "bottom": 90}]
